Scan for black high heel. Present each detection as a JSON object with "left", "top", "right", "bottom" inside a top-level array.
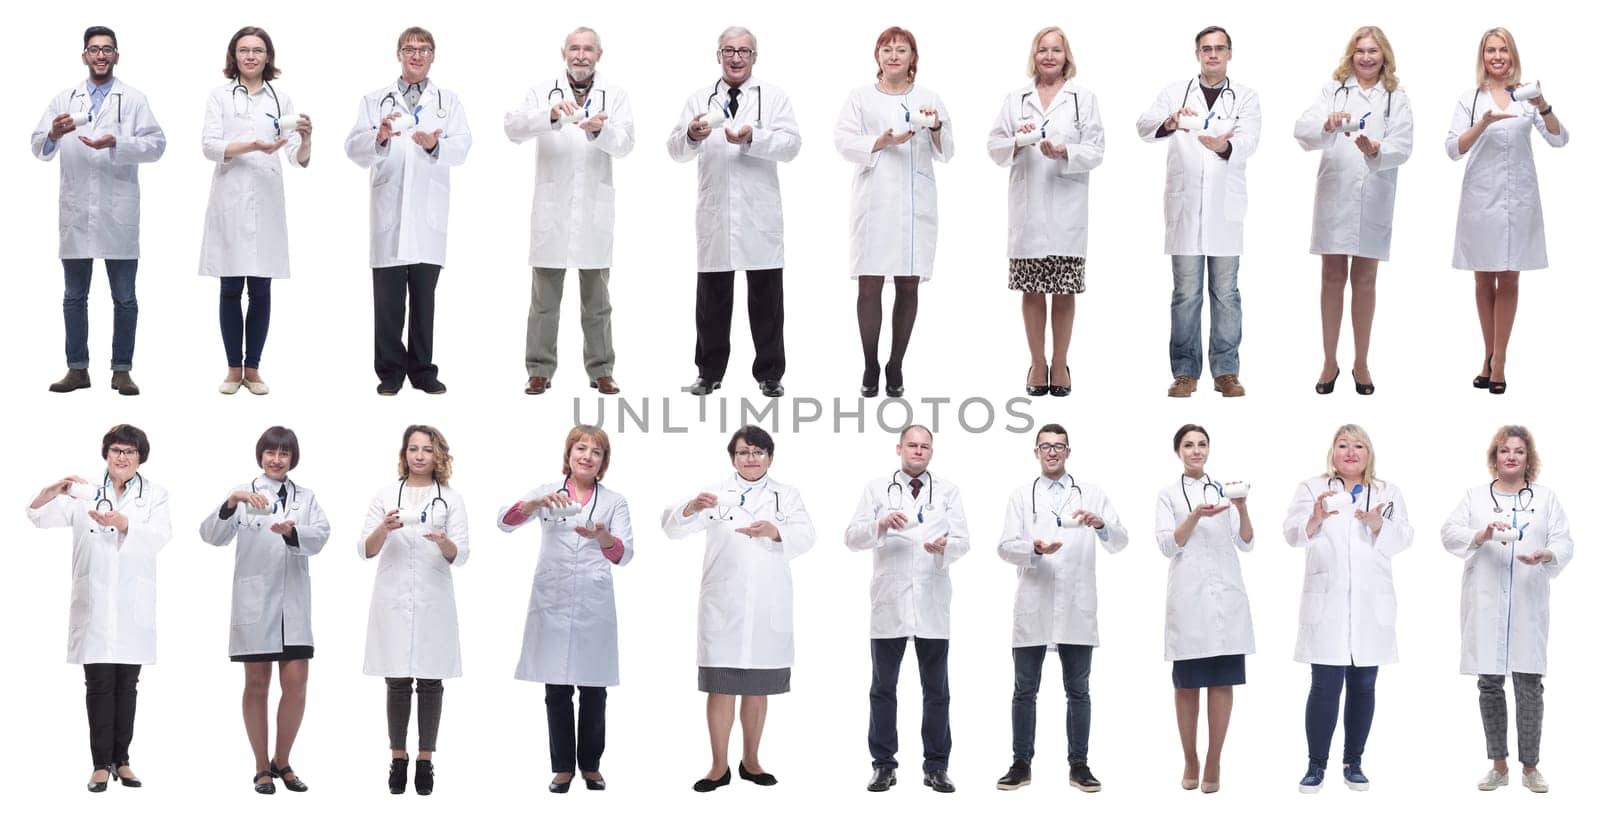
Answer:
[
  {"left": 87, "top": 765, "right": 113, "bottom": 793},
  {"left": 1049, "top": 365, "right": 1072, "bottom": 397},
  {"left": 861, "top": 364, "right": 880, "bottom": 398},
  {"left": 1473, "top": 356, "right": 1493, "bottom": 389},
  {"left": 113, "top": 762, "right": 142, "bottom": 788},
  {"left": 1025, "top": 366, "right": 1047, "bottom": 397},
  {"left": 388, "top": 756, "right": 408, "bottom": 795},
  {"left": 1315, "top": 367, "right": 1340, "bottom": 395},
  {"left": 693, "top": 768, "right": 731, "bottom": 792},
  {"left": 270, "top": 760, "right": 307, "bottom": 792},
  {"left": 414, "top": 759, "right": 435, "bottom": 796},
  {"left": 253, "top": 769, "right": 276, "bottom": 795},
  {"left": 550, "top": 773, "right": 574, "bottom": 794},
  {"left": 884, "top": 364, "right": 905, "bottom": 398},
  {"left": 584, "top": 773, "right": 607, "bottom": 790},
  {"left": 1489, "top": 381, "right": 1507, "bottom": 395}
]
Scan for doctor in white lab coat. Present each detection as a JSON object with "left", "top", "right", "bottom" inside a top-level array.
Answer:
[
  {"left": 504, "top": 28, "right": 634, "bottom": 396},
  {"left": 27, "top": 424, "right": 171, "bottom": 790},
  {"left": 359, "top": 424, "right": 469, "bottom": 794},
  {"left": 987, "top": 27, "right": 1105, "bottom": 397},
  {"left": 1445, "top": 28, "right": 1568, "bottom": 394},
  {"left": 1282, "top": 424, "right": 1412, "bottom": 792},
  {"left": 497, "top": 425, "right": 634, "bottom": 790},
  {"left": 834, "top": 27, "right": 952, "bottom": 399},
  {"left": 1153, "top": 424, "right": 1254, "bottom": 793},
  {"left": 1292, "top": 27, "right": 1414, "bottom": 396},
  {"left": 1440, "top": 425, "right": 1573, "bottom": 791},
  {"left": 994, "top": 424, "right": 1127, "bottom": 793},
  {"left": 344, "top": 27, "right": 472, "bottom": 397},
  {"left": 1136, "top": 26, "right": 1260, "bottom": 398},
  {"left": 200, "top": 27, "right": 313, "bottom": 398},
  {"left": 31, "top": 27, "right": 166, "bottom": 395},
  {"left": 661, "top": 425, "right": 815, "bottom": 791},
  {"left": 844, "top": 425, "right": 970, "bottom": 792},
  {"left": 197, "top": 425, "right": 329, "bottom": 793},
  {"left": 667, "top": 27, "right": 801, "bottom": 399}
]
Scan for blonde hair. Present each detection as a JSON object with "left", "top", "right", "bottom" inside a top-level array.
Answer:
[
  {"left": 396, "top": 424, "right": 453, "bottom": 484},
  {"left": 1026, "top": 26, "right": 1076, "bottom": 81},
  {"left": 1332, "top": 26, "right": 1399, "bottom": 92},
  {"left": 562, "top": 425, "right": 612, "bottom": 482},
  {"left": 1323, "top": 423, "right": 1379, "bottom": 488},
  {"left": 1475, "top": 27, "right": 1522, "bottom": 89},
  {"left": 1486, "top": 425, "right": 1541, "bottom": 482}
]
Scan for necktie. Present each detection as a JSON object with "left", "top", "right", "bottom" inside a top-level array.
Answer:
[
  {"left": 727, "top": 87, "right": 741, "bottom": 118},
  {"left": 909, "top": 477, "right": 923, "bottom": 500},
  {"left": 278, "top": 484, "right": 289, "bottom": 505}
]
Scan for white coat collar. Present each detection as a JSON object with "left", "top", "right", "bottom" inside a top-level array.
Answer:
[{"left": 1022, "top": 80, "right": 1077, "bottom": 119}]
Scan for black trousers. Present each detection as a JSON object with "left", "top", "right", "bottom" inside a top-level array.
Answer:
[
  {"left": 545, "top": 684, "right": 607, "bottom": 773},
  {"left": 84, "top": 663, "right": 140, "bottom": 768},
  {"left": 372, "top": 264, "right": 442, "bottom": 385},
  {"left": 694, "top": 269, "right": 785, "bottom": 382},
  {"left": 868, "top": 637, "right": 951, "bottom": 773}
]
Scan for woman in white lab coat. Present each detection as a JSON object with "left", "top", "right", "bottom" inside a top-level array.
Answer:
[
  {"left": 1441, "top": 425, "right": 1572, "bottom": 793},
  {"left": 27, "top": 424, "right": 172, "bottom": 792},
  {"left": 1283, "top": 424, "right": 1412, "bottom": 793},
  {"left": 497, "top": 425, "right": 635, "bottom": 792},
  {"left": 662, "top": 425, "right": 815, "bottom": 792},
  {"left": 1293, "top": 27, "right": 1413, "bottom": 396},
  {"left": 1446, "top": 27, "right": 1568, "bottom": 393},
  {"left": 1154, "top": 424, "right": 1254, "bottom": 793},
  {"left": 199, "top": 27, "right": 312, "bottom": 396},
  {"left": 359, "top": 424, "right": 469, "bottom": 796},
  {"left": 987, "top": 27, "right": 1104, "bottom": 396},
  {"left": 197, "top": 425, "right": 330, "bottom": 794},
  {"left": 835, "top": 26, "right": 952, "bottom": 398}
]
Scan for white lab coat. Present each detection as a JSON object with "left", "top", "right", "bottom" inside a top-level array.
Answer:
[
  {"left": 30, "top": 78, "right": 167, "bottom": 259},
  {"left": 504, "top": 73, "right": 635, "bottom": 269},
  {"left": 1283, "top": 476, "right": 1413, "bottom": 666},
  {"left": 343, "top": 80, "right": 472, "bottom": 268},
  {"left": 1136, "top": 77, "right": 1261, "bottom": 256},
  {"left": 1446, "top": 88, "right": 1570, "bottom": 271},
  {"left": 986, "top": 82, "right": 1105, "bottom": 260},
  {"left": 661, "top": 474, "right": 816, "bottom": 669},
  {"left": 26, "top": 475, "right": 172, "bottom": 664},
  {"left": 197, "top": 475, "right": 331, "bottom": 657},
  {"left": 997, "top": 477, "right": 1129, "bottom": 647},
  {"left": 198, "top": 83, "right": 306, "bottom": 278},
  {"left": 359, "top": 481, "right": 470, "bottom": 679},
  {"left": 1292, "top": 81, "right": 1414, "bottom": 260},
  {"left": 843, "top": 471, "right": 972, "bottom": 640},
  {"left": 498, "top": 482, "right": 635, "bottom": 687},
  {"left": 1154, "top": 479, "right": 1255, "bottom": 661},
  {"left": 833, "top": 85, "right": 953, "bottom": 280},
  {"left": 666, "top": 77, "right": 801, "bottom": 272},
  {"left": 1441, "top": 484, "right": 1574, "bottom": 676}
]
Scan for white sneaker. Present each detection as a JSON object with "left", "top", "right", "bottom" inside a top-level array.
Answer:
[
  {"left": 1522, "top": 769, "right": 1549, "bottom": 793},
  {"left": 1477, "top": 769, "right": 1509, "bottom": 791}
]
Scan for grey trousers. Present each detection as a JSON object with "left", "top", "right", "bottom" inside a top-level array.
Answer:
[
  {"left": 1478, "top": 673, "right": 1543, "bottom": 766},
  {"left": 387, "top": 677, "right": 443, "bottom": 752},
  {"left": 526, "top": 267, "right": 614, "bottom": 379}
]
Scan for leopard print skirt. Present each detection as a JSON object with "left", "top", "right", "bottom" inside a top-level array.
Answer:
[{"left": 1008, "top": 255, "right": 1086, "bottom": 294}]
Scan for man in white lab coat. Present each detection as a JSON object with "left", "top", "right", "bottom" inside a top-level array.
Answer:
[
  {"left": 505, "top": 27, "right": 633, "bottom": 397},
  {"left": 667, "top": 26, "right": 801, "bottom": 399},
  {"left": 31, "top": 27, "right": 167, "bottom": 396},
  {"left": 345, "top": 27, "right": 472, "bottom": 396},
  {"left": 1136, "top": 26, "right": 1261, "bottom": 399},
  {"left": 845, "top": 425, "right": 971, "bottom": 793}
]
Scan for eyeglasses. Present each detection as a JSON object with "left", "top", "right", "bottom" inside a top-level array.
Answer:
[
  {"left": 1197, "top": 45, "right": 1231, "bottom": 56},
  {"left": 236, "top": 47, "right": 268, "bottom": 57},
  {"left": 400, "top": 46, "right": 435, "bottom": 57},
  {"left": 107, "top": 446, "right": 139, "bottom": 458},
  {"left": 718, "top": 47, "right": 755, "bottom": 59},
  {"left": 1035, "top": 443, "right": 1069, "bottom": 454},
  {"left": 734, "top": 449, "right": 769, "bottom": 459},
  {"left": 84, "top": 46, "right": 118, "bottom": 56}
]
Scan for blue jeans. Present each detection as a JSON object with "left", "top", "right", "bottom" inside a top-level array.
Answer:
[
  {"left": 1169, "top": 255, "right": 1241, "bottom": 378},
  {"left": 868, "top": 637, "right": 951, "bottom": 773},
  {"left": 62, "top": 258, "right": 138, "bottom": 370},
  {"left": 219, "top": 277, "right": 272, "bottom": 368},
  {"left": 1011, "top": 644, "right": 1092, "bottom": 765},
  {"left": 1305, "top": 663, "right": 1378, "bottom": 768}
]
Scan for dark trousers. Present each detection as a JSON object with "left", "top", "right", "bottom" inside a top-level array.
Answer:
[
  {"left": 84, "top": 663, "right": 140, "bottom": 768},
  {"left": 694, "top": 268, "right": 785, "bottom": 381},
  {"left": 386, "top": 677, "right": 443, "bottom": 752},
  {"left": 869, "top": 637, "right": 951, "bottom": 772},
  {"left": 545, "top": 684, "right": 607, "bottom": 773},
  {"left": 62, "top": 258, "right": 138, "bottom": 370},
  {"left": 1305, "top": 663, "right": 1378, "bottom": 768},
  {"left": 219, "top": 276, "right": 272, "bottom": 368},
  {"left": 372, "top": 264, "right": 441, "bottom": 385},
  {"left": 1011, "top": 644, "right": 1093, "bottom": 765},
  {"left": 1479, "top": 673, "right": 1544, "bottom": 766}
]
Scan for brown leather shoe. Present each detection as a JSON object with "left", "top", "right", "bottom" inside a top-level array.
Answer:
[
  {"left": 50, "top": 368, "right": 91, "bottom": 393},
  {"left": 110, "top": 371, "right": 141, "bottom": 396},
  {"left": 525, "top": 375, "right": 551, "bottom": 395},
  {"left": 1167, "top": 375, "right": 1198, "bottom": 397},
  {"left": 1213, "top": 374, "right": 1246, "bottom": 397},
  {"left": 589, "top": 376, "right": 620, "bottom": 395}
]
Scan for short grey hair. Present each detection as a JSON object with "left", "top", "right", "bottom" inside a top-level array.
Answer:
[
  {"left": 565, "top": 26, "right": 601, "bottom": 50},
  {"left": 718, "top": 26, "right": 756, "bottom": 50}
]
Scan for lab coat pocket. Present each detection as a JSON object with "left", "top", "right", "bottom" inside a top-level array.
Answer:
[
  {"left": 1364, "top": 173, "right": 1396, "bottom": 230},
  {"left": 870, "top": 573, "right": 906, "bottom": 608},
  {"left": 110, "top": 191, "right": 139, "bottom": 227},
  {"left": 531, "top": 198, "right": 559, "bottom": 247},
  {"left": 1299, "top": 571, "right": 1328, "bottom": 625},
  {"left": 769, "top": 600, "right": 793, "bottom": 634},
  {"left": 1373, "top": 591, "right": 1397, "bottom": 627},
  {"left": 1074, "top": 577, "right": 1098, "bottom": 617},
  {"left": 1223, "top": 168, "right": 1248, "bottom": 221},
  {"left": 231, "top": 575, "right": 265, "bottom": 626},
  {"left": 424, "top": 178, "right": 451, "bottom": 232},
  {"left": 373, "top": 179, "right": 400, "bottom": 232},
  {"left": 132, "top": 578, "right": 157, "bottom": 630},
  {"left": 1015, "top": 586, "right": 1041, "bottom": 616}
]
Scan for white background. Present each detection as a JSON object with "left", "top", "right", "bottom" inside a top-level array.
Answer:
[{"left": 3, "top": 0, "right": 1592, "bottom": 818}]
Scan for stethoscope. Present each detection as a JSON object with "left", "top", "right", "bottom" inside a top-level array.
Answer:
[
  {"left": 240, "top": 477, "right": 299, "bottom": 530},
  {"left": 711, "top": 479, "right": 784, "bottom": 522},
  {"left": 542, "top": 479, "right": 601, "bottom": 527},
  {"left": 1467, "top": 86, "right": 1533, "bottom": 127},
  {"left": 232, "top": 80, "right": 282, "bottom": 137},
  {"left": 1327, "top": 476, "right": 1394, "bottom": 517},
  {"left": 1020, "top": 88, "right": 1081, "bottom": 128},
  {"left": 1331, "top": 82, "right": 1394, "bottom": 122},
  {"left": 709, "top": 78, "right": 762, "bottom": 128},
  {"left": 1488, "top": 481, "right": 1535, "bottom": 540},
  {"left": 549, "top": 81, "right": 606, "bottom": 115},
  {"left": 379, "top": 85, "right": 446, "bottom": 127},
  {"left": 396, "top": 479, "right": 449, "bottom": 525},
  {"left": 1181, "top": 473, "right": 1224, "bottom": 511},
  {"left": 1181, "top": 76, "right": 1236, "bottom": 120},
  {"left": 886, "top": 470, "right": 936, "bottom": 523},
  {"left": 91, "top": 471, "right": 143, "bottom": 533},
  {"left": 1031, "top": 474, "right": 1083, "bottom": 527},
  {"left": 69, "top": 87, "right": 124, "bottom": 125}
]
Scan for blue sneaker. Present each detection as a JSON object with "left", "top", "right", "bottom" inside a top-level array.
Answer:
[
  {"left": 1343, "top": 764, "right": 1370, "bottom": 791},
  {"left": 1298, "top": 765, "right": 1325, "bottom": 794}
]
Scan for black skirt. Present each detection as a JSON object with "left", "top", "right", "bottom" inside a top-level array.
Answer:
[
  {"left": 1171, "top": 654, "right": 1246, "bottom": 688},
  {"left": 231, "top": 645, "right": 315, "bottom": 663}
]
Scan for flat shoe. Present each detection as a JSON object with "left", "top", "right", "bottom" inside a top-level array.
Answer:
[
  {"left": 692, "top": 769, "right": 731, "bottom": 792},
  {"left": 739, "top": 762, "right": 778, "bottom": 786},
  {"left": 253, "top": 770, "right": 276, "bottom": 795},
  {"left": 549, "top": 777, "right": 572, "bottom": 794},
  {"left": 243, "top": 379, "right": 270, "bottom": 395},
  {"left": 584, "top": 775, "right": 606, "bottom": 790},
  {"left": 218, "top": 380, "right": 243, "bottom": 395}
]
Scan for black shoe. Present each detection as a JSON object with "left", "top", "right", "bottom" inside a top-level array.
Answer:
[
  {"left": 1069, "top": 762, "right": 1102, "bottom": 793},
  {"left": 692, "top": 769, "right": 731, "bottom": 792},
  {"left": 996, "top": 761, "right": 1031, "bottom": 791},
  {"left": 1474, "top": 355, "right": 1493, "bottom": 389},
  {"left": 1315, "top": 367, "right": 1340, "bottom": 395},
  {"left": 87, "top": 765, "right": 112, "bottom": 793},
  {"left": 885, "top": 364, "right": 905, "bottom": 398},
  {"left": 388, "top": 756, "right": 408, "bottom": 794},
  {"left": 861, "top": 384, "right": 880, "bottom": 398},
  {"left": 739, "top": 762, "right": 778, "bottom": 786},
  {"left": 684, "top": 378, "right": 721, "bottom": 396},
  {"left": 924, "top": 769, "right": 956, "bottom": 793},
  {"left": 110, "top": 370, "right": 140, "bottom": 396},
  {"left": 270, "top": 760, "right": 307, "bottom": 792},
  {"left": 113, "top": 762, "right": 142, "bottom": 788},
  {"left": 1355, "top": 379, "right": 1375, "bottom": 395},
  {"left": 1049, "top": 366, "right": 1072, "bottom": 397},
  {"left": 758, "top": 380, "right": 784, "bottom": 398},
  {"left": 549, "top": 775, "right": 573, "bottom": 794},
  {"left": 414, "top": 759, "right": 435, "bottom": 795},
  {"left": 1025, "top": 366, "right": 1047, "bottom": 397},
  {"left": 50, "top": 368, "right": 91, "bottom": 393},
  {"left": 253, "top": 769, "right": 276, "bottom": 795},
  {"left": 862, "top": 364, "right": 881, "bottom": 397},
  {"left": 377, "top": 379, "right": 403, "bottom": 396},
  {"left": 867, "top": 766, "right": 897, "bottom": 792},
  {"left": 414, "top": 379, "right": 447, "bottom": 396},
  {"left": 885, "top": 384, "right": 906, "bottom": 398},
  {"left": 583, "top": 774, "right": 607, "bottom": 791},
  {"left": 1489, "top": 380, "right": 1507, "bottom": 395}
]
